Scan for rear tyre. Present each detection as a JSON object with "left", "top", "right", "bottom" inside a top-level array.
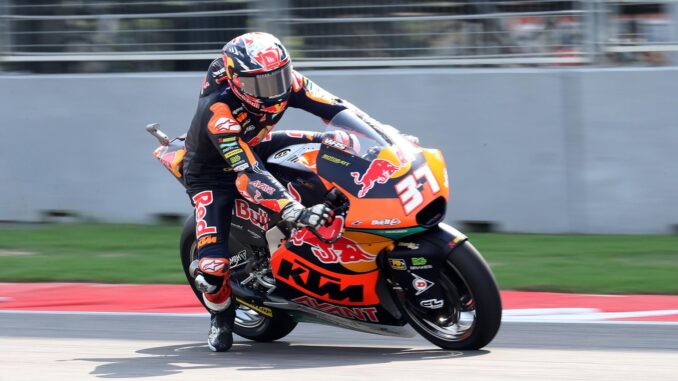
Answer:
[
  {"left": 398, "top": 241, "right": 502, "bottom": 350},
  {"left": 179, "top": 216, "right": 297, "bottom": 342}
]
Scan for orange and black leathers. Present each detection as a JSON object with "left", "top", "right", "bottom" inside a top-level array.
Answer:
[
  {"left": 184, "top": 66, "right": 349, "bottom": 213},
  {"left": 184, "top": 60, "right": 353, "bottom": 268}
]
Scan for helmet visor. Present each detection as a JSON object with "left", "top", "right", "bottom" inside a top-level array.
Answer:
[{"left": 239, "top": 65, "right": 293, "bottom": 99}]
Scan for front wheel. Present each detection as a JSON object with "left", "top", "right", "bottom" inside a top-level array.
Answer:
[
  {"left": 179, "top": 216, "right": 297, "bottom": 342},
  {"left": 398, "top": 241, "right": 502, "bottom": 350}
]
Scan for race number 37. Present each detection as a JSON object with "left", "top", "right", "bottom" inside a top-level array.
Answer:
[{"left": 395, "top": 164, "right": 440, "bottom": 214}]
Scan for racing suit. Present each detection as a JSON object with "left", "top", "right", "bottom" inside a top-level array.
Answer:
[{"left": 184, "top": 59, "right": 377, "bottom": 312}]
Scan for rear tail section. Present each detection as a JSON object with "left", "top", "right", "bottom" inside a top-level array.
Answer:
[{"left": 147, "top": 123, "right": 187, "bottom": 184}]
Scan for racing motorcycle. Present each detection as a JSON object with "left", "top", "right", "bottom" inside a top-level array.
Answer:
[{"left": 147, "top": 110, "right": 501, "bottom": 350}]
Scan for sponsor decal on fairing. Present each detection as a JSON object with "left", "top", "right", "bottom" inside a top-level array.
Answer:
[
  {"left": 371, "top": 218, "right": 401, "bottom": 226},
  {"left": 350, "top": 158, "right": 401, "bottom": 198},
  {"left": 276, "top": 257, "right": 368, "bottom": 304},
  {"left": 410, "top": 257, "right": 432, "bottom": 270},
  {"left": 412, "top": 273, "right": 434, "bottom": 296},
  {"left": 273, "top": 148, "right": 292, "bottom": 159},
  {"left": 388, "top": 258, "right": 407, "bottom": 271},
  {"left": 229, "top": 250, "right": 248, "bottom": 268},
  {"left": 420, "top": 299, "right": 445, "bottom": 309},
  {"left": 397, "top": 242, "right": 420, "bottom": 250},
  {"left": 292, "top": 295, "right": 379, "bottom": 323},
  {"left": 411, "top": 257, "right": 427, "bottom": 266},
  {"left": 289, "top": 223, "right": 376, "bottom": 264},
  {"left": 321, "top": 154, "right": 350, "bottom": 166}
]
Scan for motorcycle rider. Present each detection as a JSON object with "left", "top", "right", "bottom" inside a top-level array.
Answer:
[{"left": 184, "top": 32, "right": 406, "bottom": 352}]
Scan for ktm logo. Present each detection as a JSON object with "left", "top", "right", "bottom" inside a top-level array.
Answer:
[{"left": 277, "top": 258, "right": 364, "bottom": 303}]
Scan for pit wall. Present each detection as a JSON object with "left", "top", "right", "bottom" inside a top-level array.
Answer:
[{"left": 1, "top": 68, "right": 676, "bottom": 233}]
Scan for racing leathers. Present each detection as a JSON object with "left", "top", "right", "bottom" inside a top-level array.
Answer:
[{"left": 184, "top": 59, "right": 377, "bottom": 313}]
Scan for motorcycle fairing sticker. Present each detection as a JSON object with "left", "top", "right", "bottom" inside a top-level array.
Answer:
[
  {"left": 270, "top": 247, "right": 380, "bottom": 306},
  {"left": 292, "top": 295, "right": 379, "bottom": 323},
  {"left": 350, "top": 158, "right": 401, "bottom": 198},
  {"left": 288, "top": 221, "right": 377, "bottom": 265},
  {"left": 317, "top": 146, "right": 425, "bottom": 200}
]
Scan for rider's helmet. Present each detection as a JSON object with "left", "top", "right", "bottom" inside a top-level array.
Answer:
[{"left": 222, "top": 32, "right": 293, "bottom": 114}]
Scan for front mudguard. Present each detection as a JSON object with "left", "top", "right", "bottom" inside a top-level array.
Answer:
[{"left": 384, "top": 223, "right": 468, "bottom": 312}]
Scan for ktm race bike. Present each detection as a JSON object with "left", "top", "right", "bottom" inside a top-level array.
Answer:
[{"left": 147, "top": 110, "right": 502, "bottom": 350}]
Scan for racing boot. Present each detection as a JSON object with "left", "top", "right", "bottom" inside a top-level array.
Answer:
[
  {"left": 190, "top": 257, "right": 234, "bottom": 352},
  {"left": 208, "top": 305, "right": 235, "bottom": 352}
]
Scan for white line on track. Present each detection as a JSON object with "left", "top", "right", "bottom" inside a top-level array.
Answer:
[{"left": 1, "top": 309, "right": 678, "bottom": 326}]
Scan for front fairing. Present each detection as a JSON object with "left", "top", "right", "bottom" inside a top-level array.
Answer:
[{"left": 316, "top": 110, "right": 449, "bottom": 235}]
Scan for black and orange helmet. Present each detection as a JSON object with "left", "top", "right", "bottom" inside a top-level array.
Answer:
[{"left": 222, "top": 32, "right": 293, "bottom": 114}]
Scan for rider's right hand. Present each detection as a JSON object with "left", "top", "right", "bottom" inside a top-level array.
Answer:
[{"left": 281, "top": 201, "right": 332, "bottom": 229}]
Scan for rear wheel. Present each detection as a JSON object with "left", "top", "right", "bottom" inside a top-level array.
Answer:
[
  {"left": 398, "top": 241, "right": 502, "bottom": 350},
  {"left": 179, "top": 217, "right": 297, "bottom": 342}
]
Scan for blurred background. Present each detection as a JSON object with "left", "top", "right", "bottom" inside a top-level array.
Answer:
[
  {"left": 0, "top": 0, "right": 676, "bottom": 295},
  {"left": 1, "top": 0, "right": 677, "bottom": 234}
]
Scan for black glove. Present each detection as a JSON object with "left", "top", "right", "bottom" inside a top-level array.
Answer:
[{"left": 281, "top": 201, "right": 332, "bottom": 229}]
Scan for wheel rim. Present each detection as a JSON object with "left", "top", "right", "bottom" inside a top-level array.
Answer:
[
  {"left": 189, "top": 242, "right": 268, "bottom": 330},
  {"left": 402, "top": 260, "right": 477, "bottom": 342}
]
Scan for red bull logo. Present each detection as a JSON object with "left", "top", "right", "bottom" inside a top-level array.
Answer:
[
  {"left": 289, "top": 229, "right": 375, "bottom": 264},
  {"left": 350, "top": 159, "right": 400, "bottom": 198}
]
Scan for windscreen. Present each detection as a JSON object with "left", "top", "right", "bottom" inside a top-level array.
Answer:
[
  {"left": 317, "top": 110, "right": 421, "bottom": 200},
  {"left": 323, "top": 110, "right": 390, "bottom": 158}
]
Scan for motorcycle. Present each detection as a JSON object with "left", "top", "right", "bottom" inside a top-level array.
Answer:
[{"left": 148, "top": 110, "right": 501, "bottom": 350}]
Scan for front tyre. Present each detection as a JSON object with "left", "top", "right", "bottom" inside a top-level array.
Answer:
[
  {"left": 399, "top": 241, "right": 502, "bottom": 350},
  {"left": 179, "top": 216, "right": 297, "bottom": 342}
]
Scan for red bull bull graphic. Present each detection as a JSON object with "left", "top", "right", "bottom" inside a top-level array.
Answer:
[
  {"left": 289, "top": 227, "right": 376, "bottom": 264},
  {"left": 350, "top": 158, "right": 400, "bottom": 198}
]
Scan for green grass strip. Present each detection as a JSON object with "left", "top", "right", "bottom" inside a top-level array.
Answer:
[{"left": 0, "top": 224, "right": 676, "bottom": 294}]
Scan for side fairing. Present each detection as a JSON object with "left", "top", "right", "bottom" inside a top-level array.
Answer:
[{"left": 268, "top": 229, "right": 404, "bottom": 326}]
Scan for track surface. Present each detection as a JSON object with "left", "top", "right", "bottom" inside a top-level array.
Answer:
[
  {"left": 2, "top": 283, "right": 677, "bottom": 380},
  {"left": 1, "top": 313, "right": 677, "bottom": 381}
]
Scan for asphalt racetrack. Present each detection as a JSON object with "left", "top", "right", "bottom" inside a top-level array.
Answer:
[{"left": 1, "top": 312, "right": 677, "bottom": 381}]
